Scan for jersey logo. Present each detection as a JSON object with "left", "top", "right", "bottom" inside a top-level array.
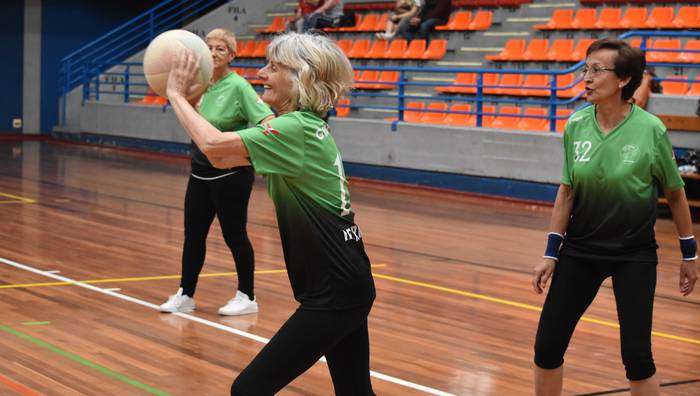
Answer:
[
  {"left": 315, "top": 125, "right": 330, "bottom": 140},
  {"left": 215, "top": 94, "right": 226, "bottom": 107},
  {"left": 620, "top": 144, "right": 640, "bottom": 164},
  {"left": 342, "top": 225, "right": 362, "bottom": 242},
  {"left": 261, "top": 123, "right": 280, "bottom": 136}
]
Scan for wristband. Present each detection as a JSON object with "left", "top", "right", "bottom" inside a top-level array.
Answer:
[
  {"left": 680, "top": 235, "right": 698, "bottom": 261},
  {"left": 543, "top": 232, "right": 564, "bottom": 261}
]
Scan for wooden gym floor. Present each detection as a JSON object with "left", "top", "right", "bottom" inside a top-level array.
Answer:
[{"left": 0, "top": 140, "right": 698, "bottom": 395}]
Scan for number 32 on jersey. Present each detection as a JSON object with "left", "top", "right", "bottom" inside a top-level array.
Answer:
[{"left": 573, "top": 140, "right": 592, "bottom": 162}]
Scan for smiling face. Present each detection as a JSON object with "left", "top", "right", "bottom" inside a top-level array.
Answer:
[
  {"left": 207, "top": 38, "right": 234, "bottom": 73},
  {"left": 583, "top": 48, "right": 630, "bottom": 105},
  {"left": 257, "top": 60, "right": 296, "bottom": 114}
]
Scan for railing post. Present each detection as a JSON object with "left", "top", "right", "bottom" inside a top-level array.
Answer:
[
  {"left": 476, "top": 72, "right": 483, "bottom": 127},
  {"left": 397, "top": 70, "right": 405, "bottom": 122},
  {"left": 94, "top": 65, "right": 101, "bottom": 101},
  {"left": 549, "top": 73, "right": 558, "bottom": 132},
  {"left": 82, "top": 64, "right": 89, "bottom": 106},
  {"left": 124, "top": 64, "right": 130, "bottom": 103},
  {"left": 62, "top": 60, "right": 72, "bottom": 126},
  {"left": 149, "top": 12, "right": 155, "bottom": 40}
]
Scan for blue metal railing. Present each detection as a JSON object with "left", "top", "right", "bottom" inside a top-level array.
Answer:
[
  {"left": 79, "top": 30, "right": 700, "bottom": 133},
  {"left": 58, "top": 0, "right": 227, "bottom": 125}
]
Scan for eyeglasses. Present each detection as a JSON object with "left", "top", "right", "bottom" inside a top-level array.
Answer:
[
  {"left": 580, "top": 65, "right": 616, "bottom": 78},
  {"left": 581, "top": 65, "right": 615, "bottom": 77}
]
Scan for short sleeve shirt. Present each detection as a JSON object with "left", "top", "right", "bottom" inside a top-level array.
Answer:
[
  {"left": 191, "top": 72, "right": 273, "bottom": 178},
  {"left": 561, "top": 105, "right": 684, "bottom": 258},
  {"left": 237, "top": 111, "right": 376, "bottom": 310}
]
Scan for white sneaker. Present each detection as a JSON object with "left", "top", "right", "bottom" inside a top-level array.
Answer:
[
  {"left": 218, "top": 291, "right": 258, "bottom": 316},
  {"left": 159, "top": 288, "right": 195, "bottom": 313}
]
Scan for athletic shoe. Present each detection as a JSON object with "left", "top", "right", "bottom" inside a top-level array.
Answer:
[
  {"left": 158, "top": 288, "right": 195, "bottom": 313},
  {"left": 218, "top": 291, "right": 258, "bottom": 316}
]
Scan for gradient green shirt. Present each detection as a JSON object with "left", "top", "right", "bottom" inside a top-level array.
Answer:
[
  {"left": 238, "top": 111, "right": 375, "bottom": 309},
  {"left": 561, "top": 105, "right": 684, "bottom": 258},
  {"left": 191, "top": 72, "right": 273, "bottom": 177}
]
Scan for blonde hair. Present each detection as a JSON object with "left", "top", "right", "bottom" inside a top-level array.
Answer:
[
  {"left": 266, "top": 33, "right": 354, "bottom": 116},
  {"left": 206, "top": 28, "right": 237, "bottom": 55}
]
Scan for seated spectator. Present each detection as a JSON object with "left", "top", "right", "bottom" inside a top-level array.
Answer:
[
  {"left": 376, "top": 0, "right": 422, "bottom": 40},
  {"left": 397, "top": 0, "right": 450, "bottom": 43},
  {"left": 631, "top": 69, "right": 662, "bottom": 109},
  {"left": 287, "top": 0, "right": 325, "bottom": 33},
  {"left": 303, "top": 0, "right": 344, "bottom": 31}
]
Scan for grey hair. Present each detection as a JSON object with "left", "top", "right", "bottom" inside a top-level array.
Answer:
[
  {"left": 206, "top": 28, "right": 237, "bottom": 55},
  {"left": 266, "top": 33, "right": 354, "bottom": 116}
]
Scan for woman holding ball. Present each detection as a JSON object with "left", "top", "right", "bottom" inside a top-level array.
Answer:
[
  {"left": 159, "top": 28, "right": 273, "bottom": 316},
  {"left": 167, "top": 32, "right": 376, "bottom": 395}
]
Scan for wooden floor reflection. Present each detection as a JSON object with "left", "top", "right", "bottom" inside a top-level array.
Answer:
[{"left": 0, "top": 140, "right": 698, "bottom": 395}]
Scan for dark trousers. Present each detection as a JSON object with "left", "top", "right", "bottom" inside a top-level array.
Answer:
[
  {"left": 534, "top": 250, "right": 657, "bottom": 380},
  {"left": 397, "top": 17, "right": 447, "bottom": 43},
  {"left": 231, "top": 305, "right": 375, "bottom": 395},
  {"left": 180, "top": 168, "right": 255, "bottom": 299}
]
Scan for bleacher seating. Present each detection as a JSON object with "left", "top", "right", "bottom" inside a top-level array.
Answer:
[{"left": 536, "top": 5, "right": 700, "bottom": 30}]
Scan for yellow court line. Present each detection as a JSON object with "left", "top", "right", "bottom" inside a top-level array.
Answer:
[
  {"left": 0, "top": 192, "right": 36, "bottom": 204},
  {"left": 372, "top": 273, "right": 700, "bottom": 346},
  {"left": 0, "top": 265, "right": 387, "bottom": 290}
]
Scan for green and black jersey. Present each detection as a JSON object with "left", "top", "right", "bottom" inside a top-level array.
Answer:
[
  {"left": 191, "top": 72, "right": 273, "bottom": 178},
  {"left": 561, "top": 104, "right": 684, "bottom": 258},
  {"left": 238, "top": 111, "right": 376, "bottom": 310}
]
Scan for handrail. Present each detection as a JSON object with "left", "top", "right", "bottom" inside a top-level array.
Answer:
[{"left": 59, "top": 0, "right": 227, "bottom": 126}]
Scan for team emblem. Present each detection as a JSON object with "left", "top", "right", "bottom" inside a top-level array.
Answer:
[
  {"left": 261, "top": 123, "right": 280, "bottom": 136},
  {"left": 620, "top": 144, "right": 640, "bottom": 164}
]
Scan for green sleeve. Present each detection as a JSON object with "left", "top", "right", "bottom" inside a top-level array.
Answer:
[
  {"left": 237, "top": 116, "right": 305, "bottom": 177},
  {"left": 560, "top": 127, "right": 572, "bottom": 185},
  {"left": 652, "top": 127, "right": 684, "bottom": 192},
  {"left": 237, "top": 82, "right": 273, "bottom": 125}
]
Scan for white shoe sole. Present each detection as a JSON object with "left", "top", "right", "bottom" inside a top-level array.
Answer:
[
  {"left": 159, "top": 305, "right": 195, "bottom": 313},
  {"left": 218, "top": 305, "right": 258, "bottom": 316}
]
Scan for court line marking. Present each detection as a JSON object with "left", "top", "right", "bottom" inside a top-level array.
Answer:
[
  {"left": 371, "top": 273, "right": 700, "bottom": 346},
  {"left": 0, "top": 324, "right": 169, "bottom": 396},
  {"left": 0, "top": 192, "right": 36, "bottom": 204},
  {"left": 0, "top": 265, "right": 386, "bottom": 290},
  {"left": 0, "top": 257, "right": 454, "bottom": 396},
  {"left": 0, "top": 372, "right": 41, "bottom": 396}
]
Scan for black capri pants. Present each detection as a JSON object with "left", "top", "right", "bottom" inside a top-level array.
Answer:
[
  {"left": 534, "top": 249, "right": 657, "bottom": 381},
  {"left": 231, "top": 304, "right": 375, "bottom": 396}
]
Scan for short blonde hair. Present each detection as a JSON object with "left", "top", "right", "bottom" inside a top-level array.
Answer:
[
  {"left": 206, "top": 28, "right": 237, "bottom": 55},
  {"left": 266, "top": 33, "right": 354, "bottom": 116}
]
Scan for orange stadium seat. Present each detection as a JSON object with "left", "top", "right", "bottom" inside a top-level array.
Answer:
[
  {"left": 478, "top": 105, "right": 497, "bottom": 127},
  {"left": 435, "top": 73, "right": 476, "bottom": 94},
  {"left": 482, "top": 73, "right": 501, "bottom": 95},
  {"left": 521, "top": 74, "right": 550, "bottom": 96},
  {"left": 534, "top": 9, "right": 574, "bottom": 30},
  {"left": 661, "top": 76, "right": 688, "bottom": 95},
  {"left": 348, "top": 39, "right": 370, "bottom": 58},
  {"left": 517, "top": 108, "right": 548, "bottom": 131},
  {"left": 152, "top": 96, "right": 168, "bottom": 105},
  {"left": 375, "top": 71, "right": 400, "bottom": 89},
  {"left": 418, "top": 102, "right": 449, "bottom": 124},
  {"left": 485, "top": 39, "right": 525, "bottom": 61},
  {"left": 251, "top": 40, "right": 269, "bottom": 58},
  {"left": 557, "top": 74, "right": 585, "bottom": 98},
  {"left": 672, "top": 6, "right": 700, "bottom": 29},
  {"left": 647, "top": 39, "right": 681, "bottom": 63},
  {"left": 404, "top": 101, "right": 426, "bottom": 122},
  {"left": 385, "top": 39, "right": 408, "bottom": 59},
  {"left": 490, "top": 106, "right": 521, "bottom": 129},
  {"left": 594, "top": 7, "right": 623, "bottom": 29},
  {"left": 337, "top": 13, "right": 362, "bottom": 31},
  {"left": 423, "top": 39, "right": 447, "bottom": 60},
  {"left": 557, "top": 109, "right": 573, "bottom": 133},
  {"left": 336, "top": 39, "right": 353, "bottom": 55},
  {"left": 469, "top": 10, "right": 493, "bottom": 30},
  {"left": 688, "top": 80, "right": 700, "bottom": 96},
  {"left": 436, "top": 11, "right": 471, "bottom": 31},
  {"left": 403, "top": 40, "right": 427, "bottom": 59},
  {"left": 498, "top": 73, "right": 525, "bottom": 96},
  {"left": 355, "top": 14, "right": 378, "bottom": 31},
  {"left": 256, "top": 16, "right": 286, "bottom": 33},
  {"left": 366, "top": 40, "right": 389, "bottom": 59},
  {"left": 335, "top": 98, "right": 351, "bottom": 117},
  {"left": 374, "top": 13, "right": 390, "bottom": 32},
  {"left": 571, "top": 9, "right": 597, "bottom": 29},
  {"left": 546, "top": 39, "right": 574, "bottom": 61},
  {"left": 679, "top": 40, "right": 700, "bottom": 64},
  {"left": 237, "top": 41, "right": 255, "bottom": 58},
  {"left": 443, "top": 103, "right": 474, "bottom": 126},
  {"left": 569, "top": 38, "right": 595, "bottom": 61},
  {"left": 134, "top": 88, "right": 157, "bottom": 105},
  {"left": 646, "top": 7, "right": 675, "bottom": 29},
  {"left": 620, "top": 7, "right": 648, "bottom": 29},
  {"left": 521, "top": 39, "right": 549, "bottom": 61},
  {"left": 355, "top": 70, "right": 380, "bottom": 89}
]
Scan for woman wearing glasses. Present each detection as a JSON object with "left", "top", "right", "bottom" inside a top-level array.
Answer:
[{"left": 531, "top": 38, "right": 697, "bottom": 396}]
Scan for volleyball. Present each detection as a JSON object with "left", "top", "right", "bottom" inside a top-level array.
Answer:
[{"left": 143, "top": 29, "right": 213, "bottom": 99}]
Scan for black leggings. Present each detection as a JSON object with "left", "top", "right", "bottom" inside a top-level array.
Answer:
[
  {"left": 231, "top": 305, "right": 375, "bottom": 395},
  {"left": 534, "top": 251, "right": 657, "bottom": 381},
  {"left": 180, "top": 168, "right": 255, "bottom": 299}
]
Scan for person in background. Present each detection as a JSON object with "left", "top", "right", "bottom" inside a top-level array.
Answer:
[
  {"left": 376, "top": 0, "right": 421, "bottom": 40},
  {"left": 397, "top": 0, "right": 450, "bottom": 43},
  {"left": 159, "top": 28, "right": 274, "bottom": 316},
  {"left": 303, "top": 0, "right": 344, "bottom": 31},
  {"left": 532, "top": 38, "right": 696, "bottom": 396},
  {"left": 631, "top": 69, "right": 662, "bottom": 110},
  {"left": 287, "top": 0, "right": 324, "bottom": 33}
]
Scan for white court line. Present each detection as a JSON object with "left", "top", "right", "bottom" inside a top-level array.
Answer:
[{"left": 0, "top": 257, "right": 456, "bottom": 396}]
